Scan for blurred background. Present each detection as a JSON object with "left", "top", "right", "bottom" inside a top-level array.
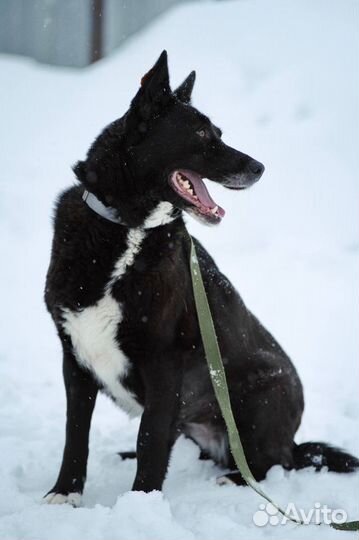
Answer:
[
  {"left": 0, "top": 1, "right": 358, "bottom": 539},
  {"left": 0, "top": 0, "right": 255, "bottom": 69},
  {"left": 0, "top": 0, "right": 193, "bottom": 67}
]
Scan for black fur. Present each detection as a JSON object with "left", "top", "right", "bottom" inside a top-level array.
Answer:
[{"left": 44, "top": 51, "right": 358, "bottom": 501}]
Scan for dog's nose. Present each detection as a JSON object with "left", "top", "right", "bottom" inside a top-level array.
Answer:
[{"left": 249, "top": 160, "right": 265, "bottom": 178}]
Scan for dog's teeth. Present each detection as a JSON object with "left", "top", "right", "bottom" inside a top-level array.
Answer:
[
  {"left": 176, "top": 174, "right": 195, "bottom": 196},
  {"left": 211, "top": 206, "right": 218, "bottom": 214}
]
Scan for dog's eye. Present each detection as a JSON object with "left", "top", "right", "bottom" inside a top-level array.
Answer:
[{"left": 197, "top": 129, "right": 207, "bottom": 138}]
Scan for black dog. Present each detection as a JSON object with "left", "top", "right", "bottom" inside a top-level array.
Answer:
[{"left": 44, "top": 51, "right": 358, "bottom": 506}]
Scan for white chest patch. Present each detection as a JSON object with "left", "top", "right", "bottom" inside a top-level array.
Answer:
[
  {"left": 143, "top": 201, "right": 175, "bottom": 229},
  {"left": 61, "top": 227, "right": 146, "bottom": 417}
]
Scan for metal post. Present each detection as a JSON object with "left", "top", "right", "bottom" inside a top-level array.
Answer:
[{"left": 91, "top": 0, "right": 104, "bottom": 63}]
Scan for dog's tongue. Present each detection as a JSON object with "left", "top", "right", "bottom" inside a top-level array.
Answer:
[{"left": 184, "top": 171, "right": 225, "bottom": 217}]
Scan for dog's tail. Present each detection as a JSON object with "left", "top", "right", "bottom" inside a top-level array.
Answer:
[{"left": 293, "top": 442, "right": 359, "bottom": 473}]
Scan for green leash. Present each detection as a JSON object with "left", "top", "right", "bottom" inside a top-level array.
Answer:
[{"left": 188, "top": 235, "right": 358, "bottom": 532}]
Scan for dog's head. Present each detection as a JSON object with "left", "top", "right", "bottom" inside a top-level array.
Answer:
[{"left": 75, "top": 51, "right": 264, "bottom": 227}]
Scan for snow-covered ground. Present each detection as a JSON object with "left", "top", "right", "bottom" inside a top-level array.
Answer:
[{"left": 1, "top": 0, "right": 358, "bottom": 538}]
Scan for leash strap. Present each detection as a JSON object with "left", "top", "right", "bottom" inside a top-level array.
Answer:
[{"left": 188, "top": 235, "right": 358, "bottom": 532}]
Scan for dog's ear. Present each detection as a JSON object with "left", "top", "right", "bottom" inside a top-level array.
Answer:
[
  {"left": 131, "top": 50, "right": 171, "bottom": 120},
  {"left": 73, "top": 160, "right": 87, "bottom": 182},
  {"left": 73, "top": 160, "right": 98, "bottom": 187},
  {"left": 174, "top": 71, "right": 196, "bottom": 104}
]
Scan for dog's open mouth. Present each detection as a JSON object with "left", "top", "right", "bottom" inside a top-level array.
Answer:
[{"left": 170, "top": 170, "right": 225, "bottom": 223}]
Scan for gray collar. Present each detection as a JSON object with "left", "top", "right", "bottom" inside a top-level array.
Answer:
[
  {"left": 82, "top": 189, "right": 178, "bottom": 229},
  {"left": 82, "top": 190, "right": 125, "bottom": 225}
]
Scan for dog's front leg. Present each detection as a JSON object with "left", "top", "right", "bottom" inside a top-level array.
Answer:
[
  {"left": 44, "top": 347, "right": 98, "bottom": 506},
  {"left": 132, "top": 355, "right": 181, "bottom": 492}
]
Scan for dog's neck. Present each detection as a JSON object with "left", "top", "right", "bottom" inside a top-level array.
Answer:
[{"left": 82, "top": 189, "right": 180, "bottom": 229}]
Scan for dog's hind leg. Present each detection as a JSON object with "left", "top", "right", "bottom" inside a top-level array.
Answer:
[
  {"left": 43, "top": 346, "right": 98, "bottom": 506},
  {"left": 216, "top": 361, "right": 303, "bottom": 487}
]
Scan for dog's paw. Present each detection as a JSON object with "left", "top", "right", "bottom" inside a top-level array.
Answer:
[
  {"left": 216, "top": 475, "right": 236, "bottom": 486},
  {"left": 43, "top": 492, "right": 82, "bottom": 507}
]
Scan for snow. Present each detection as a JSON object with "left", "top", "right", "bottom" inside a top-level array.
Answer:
[{"left": 0, "top": 0, "right": 358, "bottom": 538}]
